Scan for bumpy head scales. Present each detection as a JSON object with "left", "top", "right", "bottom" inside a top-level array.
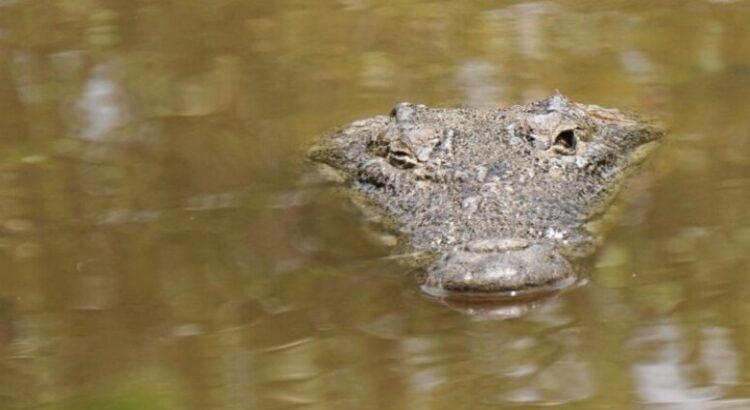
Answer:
[{"left": 308, "top": 94, "right": 664, "bottom": 298}]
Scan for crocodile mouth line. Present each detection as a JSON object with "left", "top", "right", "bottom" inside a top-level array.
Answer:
[
  {"left": 630, "top": 140, "right": 661, "bottom": 167},
  {"left": 420, "top": 275, "right": 580, "bottom": 302}
]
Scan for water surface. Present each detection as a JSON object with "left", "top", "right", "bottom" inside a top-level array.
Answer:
[{"left": 1, "top": 1, "right": 749, "bottom": 408}]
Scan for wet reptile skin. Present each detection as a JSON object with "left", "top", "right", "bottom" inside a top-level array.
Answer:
[{"left": 308, "top": 94, "right": 663, "bottom": 296}]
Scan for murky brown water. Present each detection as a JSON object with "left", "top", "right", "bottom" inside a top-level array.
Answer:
[{"left": 0, "top": 0, "right": 749, "bottom": 408}]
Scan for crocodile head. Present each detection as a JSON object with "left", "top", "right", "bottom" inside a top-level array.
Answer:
[{"left": 309, "top": 94, "right": 664, "bottom": 298}]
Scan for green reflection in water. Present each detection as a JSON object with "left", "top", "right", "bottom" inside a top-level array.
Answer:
[{"left": 50, "top": 371, "right": 179, "bottom": 410}]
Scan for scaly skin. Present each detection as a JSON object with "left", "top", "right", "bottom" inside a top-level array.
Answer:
[{"left": 308, "top": 94, "right": 663, "bottom": 297}]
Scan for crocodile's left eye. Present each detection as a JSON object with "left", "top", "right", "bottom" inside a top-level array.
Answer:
[{"left": 552, "top": 129, "right": 577, "bottom": 155}]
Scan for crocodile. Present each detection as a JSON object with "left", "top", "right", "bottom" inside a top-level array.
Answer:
[{"left": 308, "top": 94, "right": 663, "bottom": 299}]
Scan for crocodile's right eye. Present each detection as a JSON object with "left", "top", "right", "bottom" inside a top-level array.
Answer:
[{"left": 387, "top": 149, "right": 418, "bottom": 169}]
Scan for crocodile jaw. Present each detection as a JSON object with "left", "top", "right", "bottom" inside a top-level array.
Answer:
[{"left": 421, "top": 243, "right": 577, "bottom": 298}]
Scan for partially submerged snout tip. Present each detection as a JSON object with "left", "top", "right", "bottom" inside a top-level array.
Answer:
[{"left": 420, "top": 244, "right": 578, "bottom": 301}]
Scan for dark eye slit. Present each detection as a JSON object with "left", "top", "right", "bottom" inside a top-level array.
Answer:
[
  {"left": 552, "top": 129, "right": 576, "bottom": 154},
  {"left": 388, "top": 150, "right": 417, "bottom": 168}
]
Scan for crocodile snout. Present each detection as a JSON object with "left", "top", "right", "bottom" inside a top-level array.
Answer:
[{"left": 421, "top": 242, "right": 576, "bottom": 297}]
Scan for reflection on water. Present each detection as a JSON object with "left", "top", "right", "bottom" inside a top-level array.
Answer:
[
  {"left": 631, "top": 322, "right": 742, "bottom": 405},
  {"left": 0, "top": 0, "right": 750, "bottom": 408},
  {"left": 75, "top": 62, "right": 131, "bottom": 140}
]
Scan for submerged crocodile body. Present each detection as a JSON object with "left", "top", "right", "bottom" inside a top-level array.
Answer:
[{"left": 308, "top": 94, "right": 663, "bottom": 298}]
